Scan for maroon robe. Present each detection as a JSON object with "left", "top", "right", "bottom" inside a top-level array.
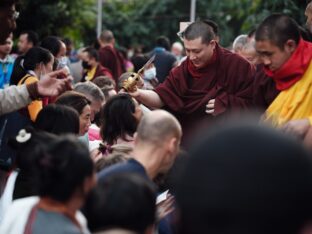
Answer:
[
  {"left": 94, "top": 64, "right": 113, "bottom": 80},
  {"left": 81, "top": 64, "right": 113, "bottom": 82},
  {"left": 155, "top": 44, "right": 255, "bottom": 144},
  {"left": 98, "top": 45, "right": 125, "bottom": 83},
  {"left": 252, "top": 64, "right": 279, "bottom": 111}
]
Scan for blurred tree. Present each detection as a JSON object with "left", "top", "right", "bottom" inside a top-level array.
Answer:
[
  {"left": 102, "top": 0, "right": 307, "bottom": 49},
  {"left": 102, "top": 0, "right": 188, "bottom": 51},
  {"left": 15, "top": 0, "right": 96, "bottom": 46},
  {"left": 14, "top": 0, "right": 308, "bottom": 49},
  {"left": 196, "top": 0, "right": 306, "bottom": 46}
]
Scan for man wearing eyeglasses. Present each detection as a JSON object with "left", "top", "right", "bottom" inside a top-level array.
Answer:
[{"left": 128, "top": 21, "right": 255, "bottom": 144}]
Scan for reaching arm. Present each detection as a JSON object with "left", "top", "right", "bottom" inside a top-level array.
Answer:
[
  {"left": 0, "top": 69, "right": 72, "bottom": 116},
  {"left": 129, "top": 89, "right": 164, "bottom": 109},
  {"left": 0, "top": 84, "right": 31, "bottom": 115}
]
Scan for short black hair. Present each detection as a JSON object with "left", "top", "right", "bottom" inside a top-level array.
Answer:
[
  {"left": 83, "top": 173, "right": 156, "bottom": 233},
  {"left": 203, "top": 19, "right": 219, "bottom": 36},
  {"left": 20, "top": 30, "right": 39, "bottom": 47},
  {"left": 100, "top": 93, "right": 138, "bottom": 145},
  {"left": 299, "top": 26, "right": 312, "bottom": 42},
  {"left": 40, "top": 36, "right": 62, "bottom": 57},
  {"left": 131, "top": 54, "right": 149, "bottom": 73},
  {"left": 255, "top": 13, "right": 300, "bottom": 50},
  {"left": 35, "top": 104, "right": 80, "bottom": 135},
  {"left": 36, "top": 135, "right": 94, "bottom": 202},
  {"left": 83, "top": 47, "right": 99, "bottom": 62},
  {"left": 156, "top": 36, "right": 171, "bottom": 51},
  {"left": 184, "top": 20, "right": 216, "bottom": 44}
]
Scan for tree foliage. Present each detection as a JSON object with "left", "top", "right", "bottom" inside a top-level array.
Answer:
[
  {"left": 16, "top": 0, "right": 96, "bottom": 45},
  {"left": 15, "top": 0, "right": 307, "bottom": 48},
  {"left": 102, "top": 0, "right": 307, "bottom": 49}
]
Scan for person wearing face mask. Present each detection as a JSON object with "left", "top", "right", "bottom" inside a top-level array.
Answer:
[
  {"left": 56, "top": 55, "right": 69, "bottom": 70},
  {"left": 40, "top": 36, "right": 69, "bottom": 73},
  {"left": 81, "top": 47, "right": 113, "bottom": 82},
  {"left": 131, "top": 55, "right": 158, "bottom": 90},
  {"left": 143, "top": 64, "right": 159, "bottom": 90},
  {"left": 10, "top": 47, "right": 54, "bottom": 122}
]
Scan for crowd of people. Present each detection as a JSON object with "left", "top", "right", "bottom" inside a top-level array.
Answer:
[{"left": 1, "top": 0, "right": 312, "bottom": 233}]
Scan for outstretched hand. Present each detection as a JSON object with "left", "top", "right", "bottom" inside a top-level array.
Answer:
[
  {"left": 37, "top": 69, "right": 73, "bottom": 97},
  {"left": 119, "top": 87, "right": 141, "bottom": 98}
]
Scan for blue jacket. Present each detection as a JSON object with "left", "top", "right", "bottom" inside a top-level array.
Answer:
[{"left": 0, "top": 56, "right": 15, "bottom": 89}]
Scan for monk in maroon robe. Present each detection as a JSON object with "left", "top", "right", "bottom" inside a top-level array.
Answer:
[
  {"left": 129, "top": 21, "right": 255, "bottom": 144},
  {"left": 252, "top": 64, "right": 279, "bottom": 111},
  {"left": 80, "top": 47, "right": 113, "bottom": 82},
  {"left": 98, "top": 30, "right": 125, "bottom": 83}
]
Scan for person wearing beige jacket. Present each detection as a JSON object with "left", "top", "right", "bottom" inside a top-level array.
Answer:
[{"left": 0, "top": 69, "right": 72, "bottom": 115}]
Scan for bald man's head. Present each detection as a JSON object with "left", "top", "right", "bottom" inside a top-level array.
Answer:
[{"left": 136, "top": 110, "right": 182, "bottom": 146}]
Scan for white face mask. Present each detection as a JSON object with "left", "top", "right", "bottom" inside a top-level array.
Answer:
[
  {"left": 57, "top": 56, "right": 68, "bottom": 69},
  {"left": 127, "top": 50, "right": 134, "bottom": 59},
  {"left": 144, "top": 67, "right": 156, "bottom": 81}
]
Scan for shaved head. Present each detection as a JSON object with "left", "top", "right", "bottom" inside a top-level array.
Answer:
[
  {"left": 136, "top": 110, "right": 182, "bottom": 146},
  {"left": 184, "top": 21, "right": 216, "bottom": 45},
  {"left": 255, "top": 14, "right": 300, "bottom": 50},
  {"left": 99, "top": 30, "right": 114, "bottom": 43}
]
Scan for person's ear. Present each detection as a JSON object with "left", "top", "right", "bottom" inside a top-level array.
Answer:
[
  {"left": 209, "top": 40, "right": 217, "bottom": 49},
  {"left": 284, "top": 39, "right": 297, "bottom": 54},
  {"left": 167, "top": 137, "right": 178, "bottom": 156}
]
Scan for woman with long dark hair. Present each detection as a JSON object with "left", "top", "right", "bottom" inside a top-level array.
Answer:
[{"left": 100, "top": 93, "right": 142, "bottom": 149}]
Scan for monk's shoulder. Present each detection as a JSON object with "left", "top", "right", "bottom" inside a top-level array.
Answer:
[{"left": 166, "top": 60, "right": 187, "bottom": 80}]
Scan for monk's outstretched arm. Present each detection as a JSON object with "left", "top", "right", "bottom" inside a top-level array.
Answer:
[{"left": 131, "top": 89, "right": 164, "bottom": 109}]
